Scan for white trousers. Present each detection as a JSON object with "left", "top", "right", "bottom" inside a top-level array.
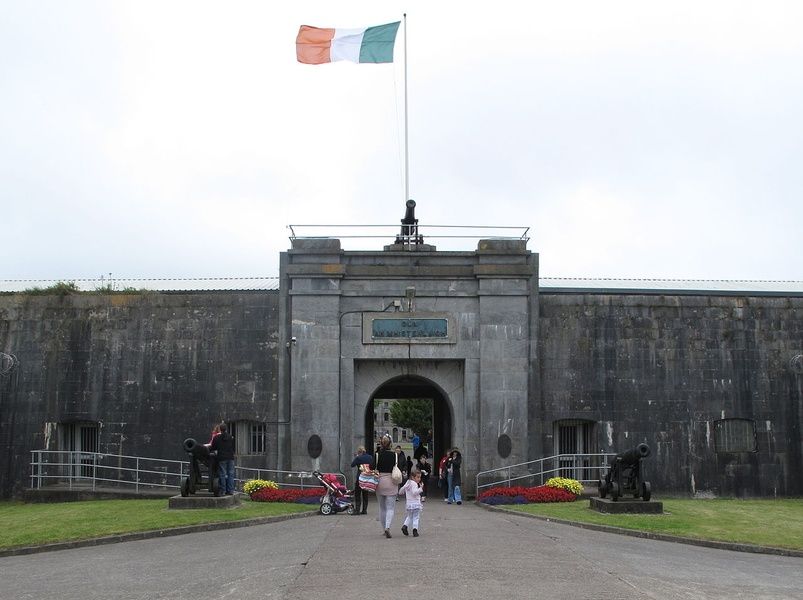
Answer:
[
  {"left": 403, "top": 506, "right": 422, "bottom": 530},
  {"left": 377, "top": 494, "right": 396, "bottom": 530}
]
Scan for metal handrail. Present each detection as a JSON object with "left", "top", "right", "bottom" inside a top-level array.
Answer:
[
  {"left": 29, "top": 450, "right": 341, "bottom": 493},
  {"left": 30, "top": 450, "right": 188, "bottom": 492},
  {"left": 288, "top": 224, "right": 530, "bottom": 242},
  {"left": 475, "top": 453, "right": 615, "bottom": 493}
]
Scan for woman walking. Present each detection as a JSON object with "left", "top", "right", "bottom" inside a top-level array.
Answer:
[
  {"left": 447, "top": 448, "right": 463, "bottom": 505},
  {"left": 375, "top": 435, "right": 402, "bottom": 538}
]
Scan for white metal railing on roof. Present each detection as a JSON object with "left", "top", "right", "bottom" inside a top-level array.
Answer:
[
  {"left": 288, "top": 224, "right": 530, "bottom": 242},
  {"left": 29, "top": 450, "right": 336, "bottom": 494},
  {"left": 475, "top": 453, "right": 615, "bottom": 493}
]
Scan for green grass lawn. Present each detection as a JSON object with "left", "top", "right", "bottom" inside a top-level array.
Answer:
[
  {"left": 505, "top": 498, "right": 803, "bottom": 550},
  {"left": 0, "top": 499, "right": 313, "bottom": 550},
  {"left": 4, "top": 497, "right": 801, "bottom": 552}
]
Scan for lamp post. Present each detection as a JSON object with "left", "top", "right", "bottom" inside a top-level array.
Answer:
[{"left": 336, "top": 299, "right": 401, "bottom": 473}]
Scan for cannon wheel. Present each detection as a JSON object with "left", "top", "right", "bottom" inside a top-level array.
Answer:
[
  {"left": 610, "top": 482, "right": 620, "bottom": 501},
  {"left": 180, "top": 477, "right": 191, "bottom": 497},
  {"left": 598, "top": 478, "right": 608, "bottom": 499},
  {"left": 320, "top": 502, "right": 333, "bottom": 516},
  {"left": 641, "top": 481, "right": 652, "bottom": 502}
]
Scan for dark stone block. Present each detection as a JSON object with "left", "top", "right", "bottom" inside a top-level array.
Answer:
[
  {"left": 291, "top": 238, "right": 341, "bottom": 252},
  {"left": 168, "top": 493, "right": 241, "bottom": 510},
  {"left": 590, "top": 496, "right": 663, "bottom": 514}
]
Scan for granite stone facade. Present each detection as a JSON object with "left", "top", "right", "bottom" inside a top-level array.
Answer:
[
  {"left": 0, "top": 292, "right": 282, "bottom": 497},
  {"left": 536, "top": 292, "right": 802, "bottom": 497},
  {"left": 0, "top": 240, "right": 800, "bottom": 498}
]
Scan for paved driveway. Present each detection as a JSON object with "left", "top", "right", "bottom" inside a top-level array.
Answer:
[{"left": 1, "top": 499, "right": 800, "bottom": 599}]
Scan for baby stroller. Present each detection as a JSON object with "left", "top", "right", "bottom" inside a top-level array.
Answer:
[{"left": 312, "top": 471, "right": 354, "bottom": 515}]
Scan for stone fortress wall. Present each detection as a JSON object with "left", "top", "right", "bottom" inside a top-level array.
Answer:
[{"left": 0, "top": 264, "right": 800, "bottom": 498}]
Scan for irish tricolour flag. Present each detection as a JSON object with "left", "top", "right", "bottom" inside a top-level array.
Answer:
[{"left": 296, "top": 22, "right": 401, "bottom": 65}]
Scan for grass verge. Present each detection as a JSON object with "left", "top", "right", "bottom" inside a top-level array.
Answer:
[
  {"left": 0, "top": 499, "right": 313, "bottom": 550},
  {"left": 505, "top": 498, "right": 803, "bottom": 550}
]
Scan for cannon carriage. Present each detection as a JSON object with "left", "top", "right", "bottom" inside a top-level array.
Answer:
[
  {"left": 180, "top": 437, "right": 220, "bottom": 497},
  {"left": 598, "top": 443, "right": 652, "bottom": 502}
]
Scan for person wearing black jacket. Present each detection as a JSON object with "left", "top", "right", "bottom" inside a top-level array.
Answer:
[
  {"left": 446, "top": 449, "right": 462, "bottom": 505},
  {"left": 395, "top": 445, "right": 408, "bottom": 494},
  {"left": 210, "top": 422, "right": 236, "bottom": 496},
  {"left": 350, "top": 445, "right": 373, "bottom": 515},
  {"left": 416, "top": 455, "right": 431, "bottom": 500}
]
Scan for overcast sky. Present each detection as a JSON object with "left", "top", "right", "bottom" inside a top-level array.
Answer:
[{"left": 2, "top": 1, "right": 802, "bottom": 283}]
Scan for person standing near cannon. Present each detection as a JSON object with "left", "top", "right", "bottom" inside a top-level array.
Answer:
[
  {"left": 204, "top": 423, "right": 221, "bottom": 448},
  {"left": 210, "top": 422, "right": 236, "bottom": 496}
]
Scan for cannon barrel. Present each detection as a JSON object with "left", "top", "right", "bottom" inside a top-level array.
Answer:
[
  {"left": 402, "top": 199, "right": 417, "bottom": 224},
  {"left": 183, "top": 437, "right": 211, "bottom": 458},
  {"left": 616, "top": 443, "right": 651, "bottom": 465}
]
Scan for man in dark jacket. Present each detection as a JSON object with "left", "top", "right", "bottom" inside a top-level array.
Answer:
[{"left": 210, "top": 422, "right": 236, "bottom": 496}]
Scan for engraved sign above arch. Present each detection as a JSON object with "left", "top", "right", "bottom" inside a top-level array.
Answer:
[{"left": 361, "top": 312, "right": 457, "bottom": 344}]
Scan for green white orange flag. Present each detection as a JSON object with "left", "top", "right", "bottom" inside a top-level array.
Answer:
[{"left": 296, "top": 21, "right": 401, "bottom": 65}]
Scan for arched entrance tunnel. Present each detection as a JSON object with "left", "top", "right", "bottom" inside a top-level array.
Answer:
[{"left": 364, "top": 375, "right": 452, "bottom": 471}]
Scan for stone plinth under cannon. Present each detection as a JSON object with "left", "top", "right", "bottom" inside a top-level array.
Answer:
[{"left": 589, "top": 496, "right": 663, "bottom": 514}]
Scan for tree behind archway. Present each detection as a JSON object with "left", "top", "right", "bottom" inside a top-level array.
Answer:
[{"left": 389, "top": 398, "right": 432, "bottom": 436}]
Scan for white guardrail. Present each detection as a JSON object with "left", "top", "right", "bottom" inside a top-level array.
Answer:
[
  {"left": 475, "top": 453, "right": 615, "bottom": 493},
  {"left": 29, "top": 450, "right": 343, "bottom": 493}
]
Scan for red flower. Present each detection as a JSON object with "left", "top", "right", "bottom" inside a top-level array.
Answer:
[
  {"left": 478, "top": 485, "right": 576, "bottom": 503},
  {"left": 250, "top": 486, "right": 326, "bottom": 503}
]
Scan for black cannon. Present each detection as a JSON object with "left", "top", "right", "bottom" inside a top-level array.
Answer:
[
  {"left": 598, "top": 443, "right": 652, "bottom": 501},
  {"left": 180, "top": 437, "right": 220, "bottom": 497},
  {"left": 395, "top": 199, "right": 424, "bottom": 245}
]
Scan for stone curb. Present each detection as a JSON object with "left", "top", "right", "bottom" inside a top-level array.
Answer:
[
  {"left": 477, "top": 502, "right": 803, "bottom": 558},
  {"left": 0, "top": 509, "right": 318, "bottom": 558}
]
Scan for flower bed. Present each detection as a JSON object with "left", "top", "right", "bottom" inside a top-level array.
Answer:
[
  {"left": 242, "top": 479, "right": 279, "bottom": 495},
  {"left": 544, "top": 477, "right": 584, "bottom": 496},
  {"left": 478, "top": 484, "right": 578, "bottom": 505},
  {"left": 248, "top": 486, "right": 325, "bottom": 504}
]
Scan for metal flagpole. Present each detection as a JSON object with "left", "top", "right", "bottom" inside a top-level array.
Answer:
[{"left": 403, "top": 13, "right": 409, "bottom": 203}]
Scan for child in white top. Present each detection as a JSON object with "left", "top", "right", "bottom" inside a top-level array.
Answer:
[{"left": 398, "top": 470, "right": 424, "bottom": 537}]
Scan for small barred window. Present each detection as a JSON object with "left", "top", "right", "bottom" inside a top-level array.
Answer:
[
  {"left": 232, "top": 421, "right": 267, "bottom": 455},
  {"left": 713, "top": 418, "right": 757, "bottom": 453}
]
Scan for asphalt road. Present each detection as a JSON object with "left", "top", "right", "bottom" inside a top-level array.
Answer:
[{"left": 1, "top": 499, "right": 800, "bottom": 599}]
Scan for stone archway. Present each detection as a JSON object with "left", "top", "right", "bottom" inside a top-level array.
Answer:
[
  {"left": 352, "top": 359, "right": 464, "bottom": 474},
  {"left": 363, "top": 374, "right": 453, "bottom": 469}
]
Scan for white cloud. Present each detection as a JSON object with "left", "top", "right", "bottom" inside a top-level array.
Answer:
[{"left": 1, "top": 1, "right": 801, "bottom": 281}]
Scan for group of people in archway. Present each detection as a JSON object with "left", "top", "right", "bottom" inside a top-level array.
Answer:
[{"left": 351, "top": 434, "right": 463, "bottom": 539}]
